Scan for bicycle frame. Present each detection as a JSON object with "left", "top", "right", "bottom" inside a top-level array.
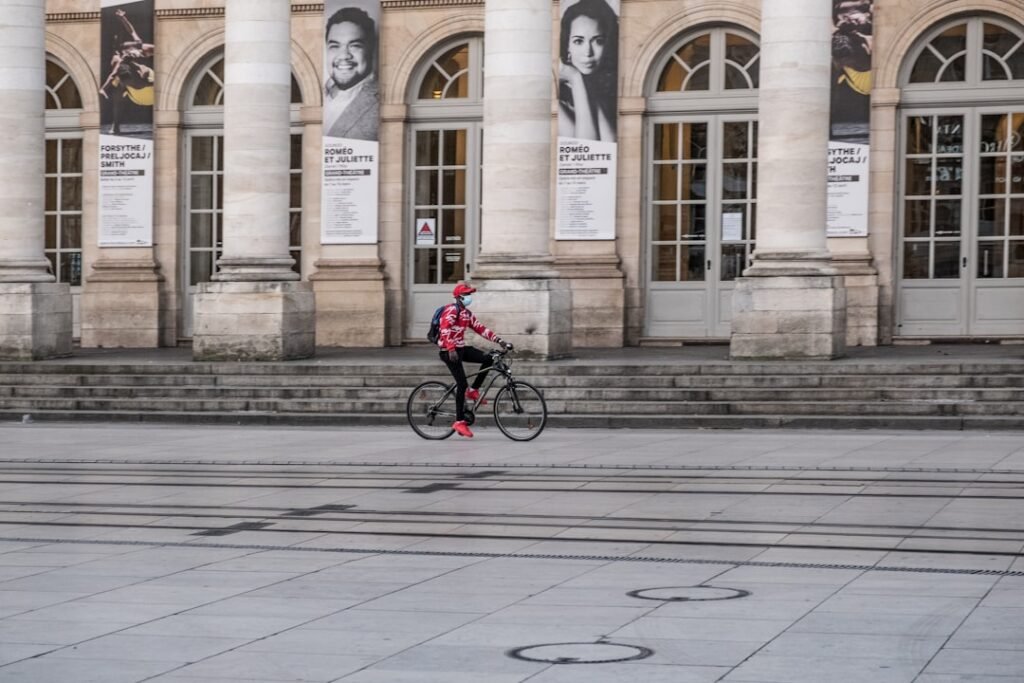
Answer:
[{"left": 432, "top": 351, "right": 518, "bottom": 417}]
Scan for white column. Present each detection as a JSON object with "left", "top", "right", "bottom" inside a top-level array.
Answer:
[
  {"left": 193, "top": 0, "right": 315, "bottom": 360},
  {"left": 473, "top": 0, "right": 571, "bottom": 358},
  {"left": 0, "top": 0, "right": 53, "bottom": 283},
  {"left": 218, "top": 0, "right": 295, "bottom": 281},
  {"left": 478, "top": 0, "right": 552, "bottom": 261},
  {"left": 0, "top": 0, "right": 72, "bottom": 359},
  {"left": 751, "top": 0, "right": 832, "bottom": 265},
  {"left": 729, "top": 0, "right": 846, "bottom": 359}
]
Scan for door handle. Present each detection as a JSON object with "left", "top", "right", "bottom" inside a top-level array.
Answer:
[
  {"left": 707, "top": 260, "right": 712, "bottom": 270},
  {"left": 962, "top": 257, "right": 967, "bottom": 268}
]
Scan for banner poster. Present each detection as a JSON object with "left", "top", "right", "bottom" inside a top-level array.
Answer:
[
  {"left": 321, "top": 0, "right": 381, "bottom": 244},
  {"left": 827, "top": 0, "right": 873, "bottom": 238},
  {"left": 98, "top": 0, "right": 155, "bottom": 247},
  {"left": 555, "top": 0, "right": 619, "bottom": 240}
]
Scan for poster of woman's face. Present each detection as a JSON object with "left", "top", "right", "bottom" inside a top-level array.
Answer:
[{"left": 558, "top": 0, "right": 619, "bottom": 143}]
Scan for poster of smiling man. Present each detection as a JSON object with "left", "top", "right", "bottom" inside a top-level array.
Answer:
[
  {"left": 827, "top": 0, "right": 873, "bottom": 237},
  {"left": 321, "top": 0, "right": 381, "bottom": 245},
  {"left": 98, "top": 0, "right": 155, "bottom": 247},
  {"left": 555, "top": 0, "right": 619, "bottom": 241}
]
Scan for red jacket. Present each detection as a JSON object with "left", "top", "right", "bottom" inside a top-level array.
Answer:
[{"left": 437, "top": 303, "right": 499, "bottom": 351}]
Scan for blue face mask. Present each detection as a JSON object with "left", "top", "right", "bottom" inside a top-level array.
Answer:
[{"left": 461, "top": 295, "right": 473, "bottom": 307}]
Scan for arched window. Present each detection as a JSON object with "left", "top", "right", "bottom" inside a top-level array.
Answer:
[
  {"left": 417, "top": 42, "right": 474, "bottom": 100},
  {"left": 897, "top": 16, "right": 1024, "bottom": 338},
  {"left": 189, "top": 54, "right": 303, "bottom": 107},
  {"left": 654, "top": 29, "right": 759, "bottom": 94},
  {"left": 180, "top": 51, "right": 305, "bottom": 337},
  {"left": 44, "top": 59, "right": 83, "bottom": 294},
  {"left": 907, "top": 17, "right": 1024, "bottom": 85},
  {"left": 643, "top": 27, "right": 759, "bottom": 339},
  {"left": 405, "top": 37, "right": 484, "bottom": 339}
]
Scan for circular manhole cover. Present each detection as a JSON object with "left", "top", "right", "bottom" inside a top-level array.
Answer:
[
  {"left": 627, "top": 585, "right": 750, "bottom": 602},
  {"left": 507, "top": 642, "right": 653, "bottom": 664}
]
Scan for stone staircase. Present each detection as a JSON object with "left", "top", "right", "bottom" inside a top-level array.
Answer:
[{"left": 1, "top": 356, "right": 1024, "bottom": 429}]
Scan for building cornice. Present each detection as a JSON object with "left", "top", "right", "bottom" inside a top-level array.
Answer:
[{"left": 46, "top": 0, "right": 482, "bottom": 23}]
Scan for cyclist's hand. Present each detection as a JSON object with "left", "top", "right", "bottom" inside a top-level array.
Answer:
[
  {"left": 502, "top": 341, "right": 514, "bottom": 351},
  {"left": 447, "top": 349, "right": 459, "bottom": 363}
]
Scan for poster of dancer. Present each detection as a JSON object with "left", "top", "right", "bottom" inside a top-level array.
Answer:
[
  {"left": 98, "top": 0, "right": 155, "bottom": 247},
  {"left": 555, "top": 0, "right": 619, "bottom": 241},
  {"left": 321, "top": 0, "right": 380, "bottom": 245},
  {"left": 827, "top": 0, "right": 873, "bottom": 237}
]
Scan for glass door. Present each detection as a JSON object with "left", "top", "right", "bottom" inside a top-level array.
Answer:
[
  {"left": 897, "top": 109, "right": 1024, "bottom": 336},
  {"left": 406, "top": 123, "right": 481, "bottom": 339},
  {"left": 645, "top": 115, "right": 757, "bottom": 338}
]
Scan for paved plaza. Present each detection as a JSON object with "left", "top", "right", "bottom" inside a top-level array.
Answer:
[{"left": 1, "top": 423, "right": 1023, "bottom": 682}]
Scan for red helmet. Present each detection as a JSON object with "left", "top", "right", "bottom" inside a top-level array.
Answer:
[{"left": 452, "top": 283, "right": 476, "bottom": 298}]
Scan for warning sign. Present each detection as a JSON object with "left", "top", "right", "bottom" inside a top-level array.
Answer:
[{"left": 415, "top": 218, "right": 436, "bottom": 245}]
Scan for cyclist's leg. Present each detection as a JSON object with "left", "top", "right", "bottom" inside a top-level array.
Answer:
[
  {"left": 439, "top": 349, "right": 468, "bottom": 421},
  {"left": 462, "top": 346, "right": 492, "bottom": 390}
]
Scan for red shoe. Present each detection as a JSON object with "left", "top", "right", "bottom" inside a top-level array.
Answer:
[
  {"left": 452, "top": 420, "right": 474, "bottom": 438},
  {"left": 466, "top": 388, "right": 487, "bottom": 405}
]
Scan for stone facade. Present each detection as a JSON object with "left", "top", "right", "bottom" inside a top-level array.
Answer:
[{"left": 20, "top": 0, "right": 1024, "bottom": 354}]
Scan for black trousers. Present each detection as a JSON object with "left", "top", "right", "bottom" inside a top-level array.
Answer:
[{"left": 439, "top": 346, "right": 493, "bottom": 422}]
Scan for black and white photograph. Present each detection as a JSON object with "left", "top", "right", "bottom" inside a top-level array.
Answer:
[
  {"left": 321, "top": 0, "right": 381, "bottom": 245},
  {"left": 558, "top": 0, "right": 619, "bottom": 143},
  {"left": 555, "top": 0, "right": 620, "bottom": 240},
  {"left": 323, "top": 0, "right": 380, "bottom": 142}
]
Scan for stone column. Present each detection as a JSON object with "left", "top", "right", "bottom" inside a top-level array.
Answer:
[
  {"left": 0, "top": 0, "right": 72, "bottom": 360},
  {"left": 193, "top": 0, "right": 315, "bottom": 360},
  {"left": 729, "top": 0, "right": 846, "bottom": 360},
  {"left": 473, "top": 0, "right": 571, "bottom": 358}
]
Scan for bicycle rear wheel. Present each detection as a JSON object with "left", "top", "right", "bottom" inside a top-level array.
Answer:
[
  {"left": 407, "top": 381, "right": 456, "bottom": 440},
  {"left": 493, "top": 380, "right": 547, "bottom": 441}
]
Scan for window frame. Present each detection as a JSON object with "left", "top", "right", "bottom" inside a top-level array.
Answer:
[
  {"left": 645, "top": 26, "right": 761, "bottom": 114},
  {"left": 901, "top": 16, "right": 1024, "bottom": 107}
]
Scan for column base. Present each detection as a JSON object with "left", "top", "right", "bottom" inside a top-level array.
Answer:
[
  {"left": 555, "top": 255, "right": 624, "bottom": 348},
  {"left": 471, "top": 278, "right": 572, "bottom": 359},
  {"left": 193, "top": 281, "right": 315, "bottom": 361},
  {"left": 832, "top": 253, "right": 878, "bottom": 347},
  {"left": 729, "top": 274, "right": 847, "bottom": 360},
  {"left": 310, "top": 259, "right": 385, "bottom": 347},
  {"left": 0, "top": 283, "right": 72, "bottom": 360},
  {"left": 81, "top": 260, "right": 163, "bottom": 349}
]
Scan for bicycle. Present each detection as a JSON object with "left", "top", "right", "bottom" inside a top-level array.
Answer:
[{"left": 406, "top": 348, "right": 548, "bottom": 441}]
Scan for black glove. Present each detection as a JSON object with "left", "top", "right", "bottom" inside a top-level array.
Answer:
[
  {"left": 501, "top": 340, "right": 514, "bottom": 351},
  {"left": 447, "top": 349, "right": 459, "bottom": 362}
]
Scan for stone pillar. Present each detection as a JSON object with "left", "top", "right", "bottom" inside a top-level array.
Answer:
[
  {"left": 729, "top": 0, "right": 846, "bottom": 360},
  {"left": 0, "top": 0, "right": 72, "bottom": 360},
  {"left": 193, "top": 0, "right": 315, "bottom": 361},
  {"left": 473, "top": 0, "right": 571, "bottom": 358}
]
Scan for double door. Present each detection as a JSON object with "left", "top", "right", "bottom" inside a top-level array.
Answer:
[
  {"left": 645, "top": 114, "right": 758, "bottom": 338},
  {"left": 898, "top": 109, "right": 1024, "bottom": 336},
  {"left": 406, "top": 122, "right": 482, "bottom": 340}
]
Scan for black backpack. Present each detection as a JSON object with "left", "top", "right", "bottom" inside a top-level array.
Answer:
[{"left": 426, "top": 305, "right": 448, "bottom": 344}]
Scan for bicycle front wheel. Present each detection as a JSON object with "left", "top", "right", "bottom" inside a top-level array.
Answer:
[
  {"left": 493, "top": 381, "right": 547, "bottom": 441},
  {"left": 407, "top": 381, "right": 456, "bottom": 440}
]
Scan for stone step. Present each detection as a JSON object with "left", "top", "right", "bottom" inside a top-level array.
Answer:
[
  {"left": 3, "top": 396, "right": 1023, "bottom": 417},
  {"left": 7, "top": 385, "right": 1024, "bottom": 403},
  {"left": 3, "top": 409, "right": 1024, "bottom": 431},
  {"left": 5, "top": 361, "right": 1024, "bottom": 377}
]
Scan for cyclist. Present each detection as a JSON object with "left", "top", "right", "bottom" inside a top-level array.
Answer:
[{"left": 437, "top": 283, "right": 513, "bottom": 438}]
